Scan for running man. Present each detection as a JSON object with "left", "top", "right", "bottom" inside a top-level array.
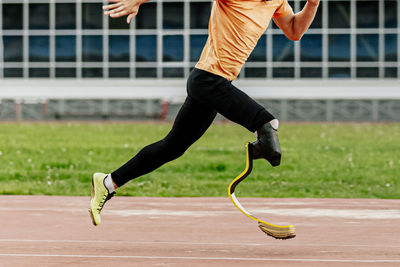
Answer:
[{"left": 90, "top": 0, "right": 320, "bottom": 225}]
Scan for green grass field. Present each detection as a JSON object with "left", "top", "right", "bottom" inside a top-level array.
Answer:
[{"left": 0, "top": 122, "right": 399, "bottom": 198}]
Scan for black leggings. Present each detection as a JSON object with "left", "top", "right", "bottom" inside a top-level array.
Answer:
[{"left": 111, "top": 68, "right": 274, "bottom": 187}]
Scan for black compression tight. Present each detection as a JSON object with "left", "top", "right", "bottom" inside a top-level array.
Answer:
[{"left": 111, "top": 68, "right": 274, "bottom": 187}]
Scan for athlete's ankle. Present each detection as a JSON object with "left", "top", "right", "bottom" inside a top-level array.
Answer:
[{"left": 104, "top": 174, "right": 117, "bottom": 193}]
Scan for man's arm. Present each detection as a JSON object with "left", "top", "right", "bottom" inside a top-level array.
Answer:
[
  {"left": 273, "top": 0, "right": 320, "bottom": 41},
  {"left": 103, "top": 0, "right": 150, "bottom": 24}
]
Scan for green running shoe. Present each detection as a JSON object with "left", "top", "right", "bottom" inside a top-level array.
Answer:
[{"left": 89, "top": 173, "right": 115, "bottom": 226}]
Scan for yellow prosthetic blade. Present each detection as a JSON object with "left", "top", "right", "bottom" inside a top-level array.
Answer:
[{"left": 228, "top": 142, "right": 296, "bottom": 240}]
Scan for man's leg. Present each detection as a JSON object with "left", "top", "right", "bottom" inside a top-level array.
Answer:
[
  {"left": 188, "top": 68, "right": 281, "bottom": 166},
  {"left": 90, "top": 95, "right": 217, "bottom": 225},
  {"left": 111, "top": 96, "right": 217, "bottom": 187}
]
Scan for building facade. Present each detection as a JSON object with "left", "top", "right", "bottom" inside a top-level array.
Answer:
[{"left": 1, "top": 0, "right": 399, "bottom": 80}]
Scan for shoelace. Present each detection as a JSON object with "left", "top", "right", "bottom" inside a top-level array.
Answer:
[{"left": 97, "top": 192, "right": 115, "bottom": 212}]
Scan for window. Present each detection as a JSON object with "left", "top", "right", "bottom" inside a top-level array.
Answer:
[
  {"left": 109, "top": 36, "right": 130, "bottom": 62},
  {"left": 248, "top": 35, "right": 266, "bottom": 62},
  {"left": 163, "top": 35, "right": 183, "bottom": 62},
  {"left": 136, "top": 3, "right": 157, "bottom": 29},
  {"left": 2, "top": 4, "right": 23, "bottom": 29},
  {"left": 82, "top": 36, "right": 103, "bottom": 62},
  {"left": 190, "top": 2, "right": 211, "bottom": 29},
  {"left": 56, "top": 36, "right": 76, "bottom": 62},
  {"left": 136, "top": 35, "right": 157, "bottom": 62},
  {"left": 301, "top": 34, "right": 322, "bottom": 61},
  {"left": 29, "top": 4, "right": 49, "bottom": 29},
  {"left": 356, "top": 1, "right": 379, "bottom": 28},
  {"left": 163, "top": 3, "right": 183, "bottom": 29},
  {"left": 273, "top": 35, "right": 294, "bottom": 62},
  {"left": 190, "top": 35, "right": 207, "bottom": 61},
  {"left": 82, "top": 3, "right": 102, "bottom": 29},
  {"left": 357, "top": 34, "right": 379, "bottom": 62},
  {"left": 29, "top": 36, "right": 49, "bottom": 62},
  {"left": 329, "top": 34, "right": 350, "bottom": 61},
  {"left": 3, "top": 36, "right": 23, "bottom": 62},
  {"left": 56, "top": 4, "right": 76, "bottom": 29},
  {"left": 328, "top": 1, "right": 350, "bottom": 28}
]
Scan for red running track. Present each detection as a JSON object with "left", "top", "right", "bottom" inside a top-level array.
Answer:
[{"left": 1, "top": 196, "right": 400, "bottom": 266}]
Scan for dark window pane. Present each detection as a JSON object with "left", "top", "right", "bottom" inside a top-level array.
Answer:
[
  {"left": 357, "top": 67, "right": 379, "bottom": 78},
  {"left": 273, "top": 68, "right": 294, "bottom": 78},
  {"left": 357, "top": 34, "right": 379, "bottom": 61},
  {"left": 385, "top": 67, "right": 397, "bottom": 78},
  {"left": 136, "top": 3, "right": 156, "bottom": 29},
  {"left": 136, "top": 35, "right": 157, "bottom": 62},
  {"left": 109, "top": 17, "right": 130, "bottom": 29},
  {"left": 56, "top": 68, "right": 76, "bottom": 78},
  {"left": 163, "top": 3, "right": 183, "bottom": 29},
  {"left": 29, "top": 4, "right": 49, "bottom": 29},
  {"left": 56, "top": 3, "right": 76, "bottom": 29},
  {"left": 4, "top": 68, "right": 23, "bottom": 78},
  {"left": 248, "top": 35, "right": 266, "bottom": 62},
  {"left": 109, "top": 68, "right": 130, "bottom": 78},
  {"left": 301, "top": 68, "right": 322, "bottom": 78},
  {"left": 385, "top": 34, "right": 397, "bottom": 62},
  {"left": 109, "top": 35, "right": 130, "bottom": 62},
  {"left": 329, "top": 67, "right": 350, "bottom": 78},
  {"left": 163, "top": 35, "right": 183, "bottom": 61},
  {"left": 245, "top": 68, "right": 266, "bottom": 78},
  {"left": 356, "top": 1, "right": 378, "bottom": 28},
  {"left": 29, "top": 68, "right": 49, "bottom": 78},
  {"left": 82, "top": 3, "right": 102, "bottom": 29},
  {"left": 163, "top": 68, "right": 184, "bottom": 78},
  {"left": 385, "top": 1, "right": 397, "bottom": 28},
  {"left": 329, "top": 34, "right": 350, "bottom": 61},
  {"left": 273, "top": 35, "right": 294, "bottom": 61},
  {"left": 190, "top": 35, "right": 207, "bottom": 61},
  {"left": 136, "top": 68, "right": 157, "bottom": 78},
  {"left": 3, "top": 4, "right": 23, "bottom": 29},
  {"left": 29, "top": 36, "right": 49, "bottom": 62},
  {"left": 190, "top": 2, "right": 211, "bottom": 29},
  {"left": 328, "top": 1, "right": 350, "bottom": 28},
  {"left": 82, "top": 68, "right": 103, "bottom": 78},
  {"left": 82, "top": 36, "right": 103, "bottom": 62},
  {"left": 56, "top": 36, "right": 76, "bottom": 62},
  {"left": 3, "top": 36, "right": 23, "bottom": 62},
  {"left": 301, "top": 1, "right": 322, "bottom": 28},
  {"left": 301, "top": 34, "right": 322, "bottom": 61}
]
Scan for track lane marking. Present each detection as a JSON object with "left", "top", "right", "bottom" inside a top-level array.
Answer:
[
  {"left": 1, "top": 239, "right": 400, "bottom": 248},
  {"left": 0, "top": 253, "right": 400, "bottom": 263}
]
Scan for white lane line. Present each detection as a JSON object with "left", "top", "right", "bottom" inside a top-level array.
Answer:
[
  {"left": 1, "top": 239, "right": 400, "bottom": 248},
  {"left": 0, "top": 254, "right": 400, "bottom": 263},
  {"left": 2, "top": 207, "right": 400, "bottom": 219}
]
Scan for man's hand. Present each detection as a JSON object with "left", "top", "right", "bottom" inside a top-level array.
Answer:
[{"left": 103, "top": 0, "right": 150, "bottom": 24}]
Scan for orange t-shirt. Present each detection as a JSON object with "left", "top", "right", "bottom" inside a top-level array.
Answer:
[{"left": 196, "top": 0, "right": 293, "bottom": 81}]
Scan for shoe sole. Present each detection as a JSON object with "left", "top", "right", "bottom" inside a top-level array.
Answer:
[{"left": 89, "top": 175, "right": 99, "bottom": 226}]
